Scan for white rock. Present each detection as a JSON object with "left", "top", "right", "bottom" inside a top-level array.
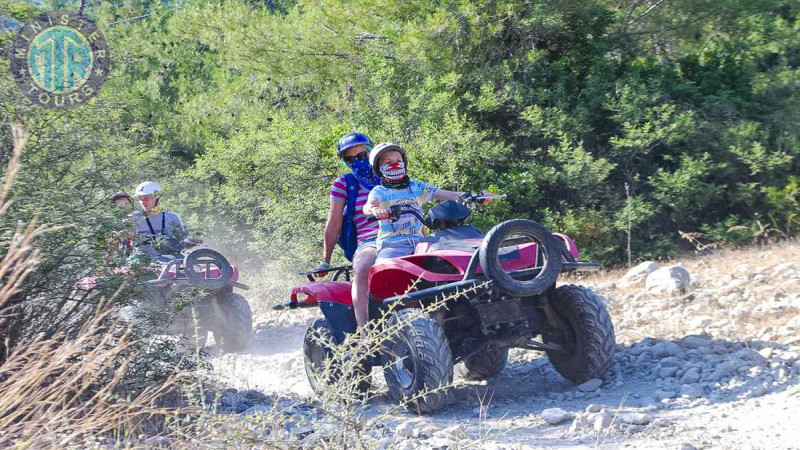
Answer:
[
  {"left": 680, "top": 384, "right": 704, "bottom": 398},
  {"left": 655, "top": 389, "right": 677, "bottom": 400},
  {"left": 577, "top": 378, "right": 603, "bottom": 392},
  {"left": 437, "top": 425, "right": 469, "bottom": 440},
  {"left": 660, "top": 356, "right": 686, "bottom": 368},
  {"left": 651, "top": 418, "right": 672, "bottom": 427},
  {"left": 619, "top": 413, "right": 653, "bottom": 425},
  {"left": 772, "top": 262, "right": 798, "bottom": 276},
  {"left": 424, "top": 437, "right": 456, "bottom": 449},
  {"left": 680, "top": 368, "right": 701, "bottom": 384},
  {"left": 569, "top": 415, "right": 591, "bottom": 433},
  {"left": 785, "top": 315, "right": 800, "bottom": 330},
  {"left": 646, "top": 265, "right": 692, "bottom": 294},
  {"left": 651, "top": 341, "right": 683, "bottom": 358},
  {"left": 396, "top": 421, "right": 421, "bottom": 438},
  {"left": 658, "top": 366, "right": 678, "bottom": 378},
  {"left": 593, "top": 412, "right": 614, "bottom": 430},
  {"left": 585, "top": 404, "right": 603, "bottom": 413},
  {"left": 707, "top": 360, "right": 741, "bottom": 381},
  {"left": 620, "top": 261, "right": 661, "bottom": 286},
  {"left": 375, "top": 437, "right": 396, "bottom": 450},
  {"left": 541, "top": 408, "right": 573, "bottom": 425}
]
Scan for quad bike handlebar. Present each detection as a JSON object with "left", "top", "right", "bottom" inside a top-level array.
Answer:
[{"left": 299, "top": 265, "right": 353, "bottom": 282}]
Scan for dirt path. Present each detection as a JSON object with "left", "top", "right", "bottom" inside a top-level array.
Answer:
[{"left": 210, "top": 244, "right": 800, "bottom": 449}]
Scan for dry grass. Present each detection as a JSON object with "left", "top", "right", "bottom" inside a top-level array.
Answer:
[{"left": 0, "top": 125, "right": 198, "bottom": 448}]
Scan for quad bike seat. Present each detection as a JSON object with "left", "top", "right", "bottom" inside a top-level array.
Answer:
[
  {"left": 415, "top": 225, "right": 520, "bottom": 260},
  {"left": 416, "top": 225, "right": 483, "bottom": 254}
]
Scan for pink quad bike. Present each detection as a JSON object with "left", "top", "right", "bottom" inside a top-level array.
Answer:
[
  {"left": 77, "top": 248, "right": 253, "bottom": 353},
  {"left": 275, "top": 195, "right": 616, "bottom": 413}
]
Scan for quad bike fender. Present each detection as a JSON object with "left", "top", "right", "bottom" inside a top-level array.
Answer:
[
  {"left": 291, "top": 281, "right": 353, "bottom": 307},
  {"left": 553, "top": 233, "right": 579, "bottom": 260},
  {"left": 318, "top": 301, "right": 358, "bottom": 344}
]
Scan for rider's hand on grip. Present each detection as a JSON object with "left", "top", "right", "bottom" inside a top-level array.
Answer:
[
  {"left": 371, "top": 207, "right": 391, "bottom": 220},
  {"left": 478, "top": 191, "right": 495, "bottom": 205}
]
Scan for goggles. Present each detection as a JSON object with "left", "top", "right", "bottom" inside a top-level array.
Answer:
[{"left": 343, "top": 151, "right": 369, "bottom": 164}]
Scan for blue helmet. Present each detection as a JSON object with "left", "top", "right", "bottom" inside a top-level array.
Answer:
[{"left": 336, "top": 132, "right": 373, "bottom": 158}]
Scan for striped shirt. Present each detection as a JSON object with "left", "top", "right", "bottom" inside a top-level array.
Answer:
[{"left": 330, "top": 175, "right": 379, "bottom": 242}]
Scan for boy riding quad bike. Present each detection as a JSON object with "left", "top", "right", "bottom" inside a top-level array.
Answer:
[
  {"left": 275, "top": 194, "right": 615, "bottom": 413},
  {"left": 77, "top": 245, "right": 253, "bottom": 353}
]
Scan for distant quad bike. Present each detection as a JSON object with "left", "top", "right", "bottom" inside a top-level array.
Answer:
[
  {"left": 78, "top": 248, "right": 253, "bottom": 353},
  {"left": 275, "top": 195, "right": 615, "bottom": 414}
]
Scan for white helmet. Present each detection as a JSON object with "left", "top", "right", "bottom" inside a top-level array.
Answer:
[
  {"left": 135, "top": 181, "right": 161, "bottom": 197},
  {"left": 369, "top": 142, "right": 407, "bottom": 176}
]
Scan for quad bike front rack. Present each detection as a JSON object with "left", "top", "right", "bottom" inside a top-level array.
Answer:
[
  {"left": 383, "top": 247, "right": 599, "bottom": 306},
  {"left": 141, "top": 251, "right": 249, "bottom": 290}
]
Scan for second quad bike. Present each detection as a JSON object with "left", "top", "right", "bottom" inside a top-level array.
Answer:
[
  {"left": 275, "top": 195, "right": 615, "bottom": 413},
  {"left": 78, "top": 247, "right": 253, "bottom": 353}
]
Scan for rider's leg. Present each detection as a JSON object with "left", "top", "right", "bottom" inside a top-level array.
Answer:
[{"left": 352, "top": 244, "right": 377, "bottom": 329}]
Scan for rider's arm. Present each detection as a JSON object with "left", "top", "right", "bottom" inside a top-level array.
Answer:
[
  {"left": 364, "top": 191, "right": 390, "bottom": 219},
  {"left": 322, "top": 198, "right": 345, "bottom": 264},
  {"left": 435, "top": 190, "right": 495, "bottom": 204},
  {"left": 434, "top": 189, "right": 465, "bottom": 202}
]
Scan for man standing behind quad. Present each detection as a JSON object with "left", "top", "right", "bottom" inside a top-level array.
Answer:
[
  {"left": 314, "top": 133, "right": 381, "bottom": 330},
  {"left": 131, "top": 181, "right": 194, "bottom": 260}
]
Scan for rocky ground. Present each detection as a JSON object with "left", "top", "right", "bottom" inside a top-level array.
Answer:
[{"left": 209, "top": 241, "right": 800, "bottom": 449}]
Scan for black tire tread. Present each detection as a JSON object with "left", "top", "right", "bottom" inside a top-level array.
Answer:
[
  {"left": 461, "top": 348, "right": 509, "bottom": 380},
  {"left": 303, "top": 319, "right": 371, "bottom": 396},
  {"left": 214, "top": 292, "right": 253, "bottom": 353},
  {"left": 303, "top": 319, "right": 336, "bottom": 393},
  {"left": 384, "top": 309, "right": 453, "bottom": 414},
  {"left": 545, "top": 285, "right": 615, "bottom": 383}
]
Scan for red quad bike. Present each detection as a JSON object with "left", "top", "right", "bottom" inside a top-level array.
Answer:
[
  {"left": 276, "top": 195, "right": 615, "bottom": 413},
  {"left": 78, "top": 248, "right": 253, "bottom": 353}
]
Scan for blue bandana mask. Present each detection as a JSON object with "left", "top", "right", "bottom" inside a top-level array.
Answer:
[{"left": 347, "top": 157, "right": 379, "bottom": 189}]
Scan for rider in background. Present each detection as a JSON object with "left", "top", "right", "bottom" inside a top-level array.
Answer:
[
  {"left": 364, "top": 143, "right": 492, "bottom": 262},
  {"left": 131, "top": 181, "right": 194, "bottom": 260},
  {"left": 315, "top": 132, "right": 380, "bottom": 331},
  {"left": 106, "top": 191, "right": 136, "bottom": 261}
]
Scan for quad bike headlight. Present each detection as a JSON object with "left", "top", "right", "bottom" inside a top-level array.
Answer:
[{"left": 296, "top": 292, "right": 308, "bottom": 302}]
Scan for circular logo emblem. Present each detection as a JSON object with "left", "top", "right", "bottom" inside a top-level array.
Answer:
[{"left": 9, "top": 10, "right": 110, "bottom": 110}]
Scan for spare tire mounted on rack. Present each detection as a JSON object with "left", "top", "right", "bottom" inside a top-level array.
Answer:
[{"left": 479, "top": 219, "right": 563, "bottom": 296}]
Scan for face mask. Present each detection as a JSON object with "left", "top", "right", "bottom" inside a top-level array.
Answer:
[
  {"left": 347, "top": 157, "right": 379, "bottom": 189},
  {"left": 379, "top": 161, "right": 407, "bottom": 181}
]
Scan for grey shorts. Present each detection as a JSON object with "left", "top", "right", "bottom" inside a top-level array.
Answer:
[
  {"left": 355, "top": 236, "right": 378, "bottom": 255},
  {"left": 376, "top": 236, "right": 421, "bottom": 263}
]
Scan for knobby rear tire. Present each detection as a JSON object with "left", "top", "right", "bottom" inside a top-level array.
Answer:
[
  {"left": 544, "top": 285, "right": 615, "bottom": 383},
  {"left": 213, "top": 292, "right": 253, "bottom": 353}
]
